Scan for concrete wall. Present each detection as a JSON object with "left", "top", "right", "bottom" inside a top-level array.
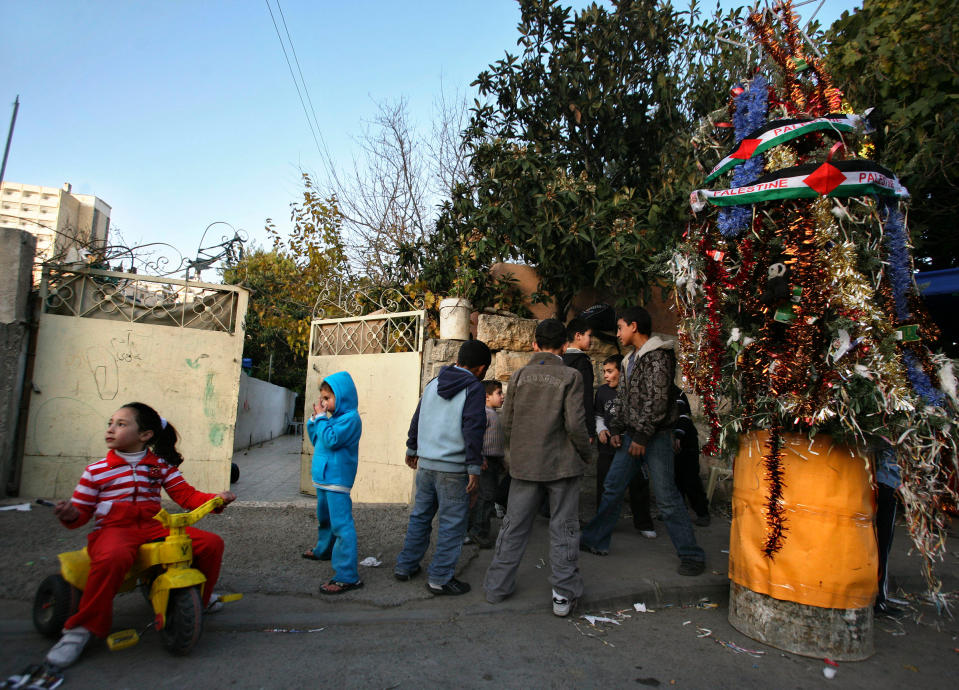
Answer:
[
  {"left": 0, "top": 228, "right": 37, "bottom": 497},
  {"left": 234, "top": 372, "right": 296, "bottom": 451},
  {"left": 301, "top": 352, "right": 421, "bottom": 504},
  {"left": 20, "top": 298, "right": 247, "bottom": 498}
]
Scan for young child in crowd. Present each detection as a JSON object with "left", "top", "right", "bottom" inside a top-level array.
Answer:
[
  {"left": 484, "top": 319, "right": 595, "bottom": 617},
  {"left": 48, "top": 402, "right": 235, "bottom": 668},
  {"left": 562, "top": 317, "right": 596, "bottom": 440},
  {"left": 395, "top": 340, "right": 491, "bottom": 595},
  {"left": 302, "top": 371, "right": 363, "bottom": 594},
  {"left": 466, "top": 380, "right": 505, "bottom": 548},
  {"left": 673, "top": 390, "right": 710, "bottom": 527},
  {"left": 594, "top": 355, "right": 656, "bottom": 539}
]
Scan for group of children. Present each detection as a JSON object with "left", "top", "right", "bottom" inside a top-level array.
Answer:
[{"left": 44, "top": 307, "right": 712, "bottom": 670}]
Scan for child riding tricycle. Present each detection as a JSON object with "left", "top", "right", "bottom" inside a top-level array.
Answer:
[{"left": 35, "top": 402, "right": 236, "bottom": 669}]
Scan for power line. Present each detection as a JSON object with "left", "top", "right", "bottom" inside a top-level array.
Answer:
[
  {"left": 264, "top": 0, "right": 324, "bottom": 158},
  {"left": 275, "top": 0, "right": 329, "bottom": 158}
]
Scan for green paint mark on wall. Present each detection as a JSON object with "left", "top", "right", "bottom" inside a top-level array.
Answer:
[
  {"left": 208, "top": 423, "right": 229, "bottom": 447},
  {"left": 204, "top": 373, "right": 216, "bottom": 418},
  {"left": 185, "top": 358, "right": 200, "bottom": 369}
]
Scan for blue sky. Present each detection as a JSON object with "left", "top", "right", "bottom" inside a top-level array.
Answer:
[{"left": 2, "top": 0, "right": 861, "bottom": 275}]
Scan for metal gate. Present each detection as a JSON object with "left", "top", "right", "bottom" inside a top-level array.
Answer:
[{"left": 300, "top": 287, "right": 425, "bottom": 503}]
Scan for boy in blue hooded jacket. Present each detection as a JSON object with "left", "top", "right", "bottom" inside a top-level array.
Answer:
[
  {"left": 394, "top": 340, "right": 491, "bottom": 595},
  {"left": 302, "top": 371, "right": 363, "bottom": 594}
]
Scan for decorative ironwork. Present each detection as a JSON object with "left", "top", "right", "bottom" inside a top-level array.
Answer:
[
  {"left": 40, "top": 266, "right": 244, "bottom": 333},
  {"left": 312, "top": 284, "right": 426, "bottom": 320},
  {"left": 310, "top": 311, "right": 424, "bottom": 356}
]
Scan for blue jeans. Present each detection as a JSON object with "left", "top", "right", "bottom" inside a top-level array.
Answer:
[
  {"left": 395, "top": 468, "right": 470, "bottom": 585},
  {"left": 582, "top": 429, "right": 705, "bottom": 562},
  {"left": 312, "top": 489, "right": 359, "bottom": 583}
]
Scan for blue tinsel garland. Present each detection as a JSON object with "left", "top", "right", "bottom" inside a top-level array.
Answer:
[
  {"left": 718, "top": 74, "right": 768, "bottom": 238},
  {"left": 882, "top": 200, "right": 946, "bottom": 406}
]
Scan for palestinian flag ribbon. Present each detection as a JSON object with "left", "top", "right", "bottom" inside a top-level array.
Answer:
[
  {"left": 690, "top": 161, "right": 909, "bottom": 210},
  {"left": 704, "top": 113, "right": 868, "bottom": 183}
]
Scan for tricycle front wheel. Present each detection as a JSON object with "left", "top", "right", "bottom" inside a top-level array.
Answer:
[
  {"left": 33, "top": 574, "right": 81, "bottom": 639},
  {"left": 161, "top": 586, "right": 203, "bottom": 655}
]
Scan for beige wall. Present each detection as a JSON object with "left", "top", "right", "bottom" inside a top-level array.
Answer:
[
  {"left": 20, "top": 309, "right": 246, "bottom": 498},
  {"left": 301, "top": 351, "right": 421, "bottom": 504}
]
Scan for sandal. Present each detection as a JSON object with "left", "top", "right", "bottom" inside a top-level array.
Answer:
[{"left": 320, "top": 579, "right": 364, "bottom": 595}]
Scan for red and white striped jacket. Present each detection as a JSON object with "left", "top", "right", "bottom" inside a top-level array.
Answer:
[{"left": 66, "top": 450, "right": 215, "bottom": 530}]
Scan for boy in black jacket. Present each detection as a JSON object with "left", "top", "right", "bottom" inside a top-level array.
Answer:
[{"left": 562, "top": 317, "right": 595, "bottom": 440}]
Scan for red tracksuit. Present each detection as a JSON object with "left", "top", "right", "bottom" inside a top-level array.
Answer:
[{"left": 61, "top": 450, "right": 224, "bottom": 638}]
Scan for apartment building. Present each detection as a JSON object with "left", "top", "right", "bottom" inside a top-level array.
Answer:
[{"left": 0, "top": 182, "right": 111, "bottom": 265}]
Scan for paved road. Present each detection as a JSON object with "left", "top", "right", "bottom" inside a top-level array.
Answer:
[{"left": 2, "top": 593, "right": 956, "bottom": 689}]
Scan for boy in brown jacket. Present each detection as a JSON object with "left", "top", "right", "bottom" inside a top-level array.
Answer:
[{"left": 483, "top": 319, "right": 595, "bottom": 617}]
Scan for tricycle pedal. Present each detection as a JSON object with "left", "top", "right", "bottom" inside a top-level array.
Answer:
[{"left": 106, "top": 629, "right": 139, "bottom": 651}]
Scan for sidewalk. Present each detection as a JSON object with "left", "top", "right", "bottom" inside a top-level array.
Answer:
[
  {"left": 231, "top": 434, "right": 314, "bottom": 507},
  {"left": 1, "top": 437, "right": 954, "bottom": 633},
  {"left": 214, "top": 435, "right": 956, "bottom": 626}
]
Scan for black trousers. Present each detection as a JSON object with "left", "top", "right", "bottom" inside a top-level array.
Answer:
[
  {"left": 674, "top": 447, "right": 709, "bottom": 517},
  {"left": 875, "top": 483, "right": 897, "bottom": 605}
]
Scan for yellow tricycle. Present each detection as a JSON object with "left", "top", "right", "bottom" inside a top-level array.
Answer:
[{"left": 32, "top": 497, "right": 239, "bottom": 655}]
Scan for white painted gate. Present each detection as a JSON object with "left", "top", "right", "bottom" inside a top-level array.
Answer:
[{"left": 301, "top": 289, "right": 424, "bottom": 504}]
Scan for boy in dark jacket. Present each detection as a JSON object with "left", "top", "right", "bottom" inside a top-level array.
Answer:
[
  {"left": 562, "top": 317, "right": 596, "bottom": 439},
  {"left": 581, "top": 306, "right": 706, "bottom": 576},
  {"left": 395, "top": 340, "right": 491, "bottom": 595},
  {"left": 595, "top": 355, "right": 656, "bottom": 538},
  {"left": 484, "top": 319, "right": 595, "bottom": 617}
]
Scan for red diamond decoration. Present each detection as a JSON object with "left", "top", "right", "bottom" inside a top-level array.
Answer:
[
  {"left": 731, "top": 138, "right": 762, "bottom": 160},
  {"left": 803, "top": 162, "right": 845, "bottom": 195}
]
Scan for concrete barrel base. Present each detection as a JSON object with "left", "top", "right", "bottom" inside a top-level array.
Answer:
[{"left": 728, "top": 582, "right": 875, "bottom": 661}]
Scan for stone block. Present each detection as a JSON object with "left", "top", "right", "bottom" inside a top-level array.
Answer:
[
  {"left": 476, "top": 314, "right": 536, "bottom": 351},
  {"left": 493, "top": 351, "right": 533, "bottom": 381}
]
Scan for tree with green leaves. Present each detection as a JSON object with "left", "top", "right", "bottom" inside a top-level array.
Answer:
[
  {"left": 223, "top": 174, "right": 350, "bottom": 393},
  {"left": 413, "top": 0, "right": 748, "bottom": 316},
  {"left": 826, "top": 0, "right": 959, "bottom": 269}
]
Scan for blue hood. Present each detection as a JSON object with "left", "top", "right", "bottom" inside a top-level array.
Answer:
[{"left": 325, "top": 371, "right": 359, "bottom": 418}]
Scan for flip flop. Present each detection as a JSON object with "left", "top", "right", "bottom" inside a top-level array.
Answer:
[{"left": 320, "top": 579, "right": 364, "bottom": 595}]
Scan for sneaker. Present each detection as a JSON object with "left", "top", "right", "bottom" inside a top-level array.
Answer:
[
  {"left": 46, "top": 627, "right": 92, "bottom": 668},
  {"left": 426, "top": 578, "right": 471, "bottom": 596},
  {"left": 552, "top": 590, "right": 576, "bottom": 617},
  {"left": 580, "top": 542, "right": 609, "bottom": 556},
  {"left": 472, "top": 534, "right": 494, "bottom": 549},
  {"left": 639, "top": 529, "right": 657, "bottom": 539},
  {"left": 494, "top": 503, "right": 506, "bottom": 519},
  {"left": 677, "top": 559, "right": 706, "bottom": 576},
  {"left": 393, "top": 565, "right": 421, "bottom": 582},
  {"left": 206, "top": 593, "right": 224, "bottom": 614},
  {"left": 463, "top": 535, "right": 475, "bottom": 545},
  {"left": 694, "top": 514, "right": 712, "bottom": 527}
]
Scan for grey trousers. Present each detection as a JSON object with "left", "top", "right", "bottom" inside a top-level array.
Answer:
[{"left": 484, "top": 476, "right": 584, "bottom": 602}]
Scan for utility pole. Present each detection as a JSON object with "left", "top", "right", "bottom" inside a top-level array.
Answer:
[{"left": 0, "top": 95, "right": 20, "bottom": 186}]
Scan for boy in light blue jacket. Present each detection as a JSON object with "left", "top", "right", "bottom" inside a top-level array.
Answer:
[{"left": 302, "top": 371, "right": 363, "bottom": 594}]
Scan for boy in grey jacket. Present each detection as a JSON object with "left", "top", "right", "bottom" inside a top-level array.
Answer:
[{"left": 484, "top": 319, "right": 594, "bottom": 617}]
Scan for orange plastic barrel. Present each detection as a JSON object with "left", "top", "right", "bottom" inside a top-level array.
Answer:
[{"left": 727, "top": 430, "right": 878, "bottom": 659}]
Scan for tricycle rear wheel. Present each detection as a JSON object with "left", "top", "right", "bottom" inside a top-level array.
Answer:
[
  {"left": 33, "top": 574, "right": 81, "bottom": 639},
  {"left": 161, "top": 586, "right": 203, "bottom": 655}
]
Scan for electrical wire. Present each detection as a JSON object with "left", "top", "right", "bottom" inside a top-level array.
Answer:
[{"left": 264, "top": 0, "right": 324, "bottom": 158}]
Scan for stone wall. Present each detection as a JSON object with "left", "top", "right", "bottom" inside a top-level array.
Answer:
[{"left": 0, "top": 228, "right": 36, "bottom": 497}]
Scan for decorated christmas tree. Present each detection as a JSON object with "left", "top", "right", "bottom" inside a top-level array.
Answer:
[{"left": 671, "top": 1, "right": 958, "bottom": 601}]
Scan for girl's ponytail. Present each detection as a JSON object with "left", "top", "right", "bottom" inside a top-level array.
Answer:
[{"left": 122, "top": 402, "right": 185, "bottom": 466}]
